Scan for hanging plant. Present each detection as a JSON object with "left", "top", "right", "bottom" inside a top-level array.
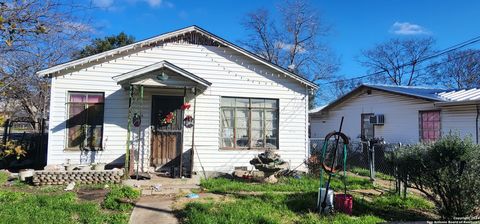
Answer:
[
  {"left": 184, "top": 115, "right": 194, "bottom": 128},
  {"left": 161, "top": 112, "right": 175, "bottom": 125},
  {"left": 181, "top": 102, "right": 191, "bottom": 110}
]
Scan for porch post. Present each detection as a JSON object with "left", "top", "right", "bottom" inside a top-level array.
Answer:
[
  {"left": 179, "top": 87, "right": 186, "bottom": 177},
  {"left": 125, "top": 85, "right": 133, "bottom": 178}
]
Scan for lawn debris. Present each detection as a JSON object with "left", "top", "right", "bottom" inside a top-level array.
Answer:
[{"left": 64, "top": 182, "right": 75, "bottom": 191}]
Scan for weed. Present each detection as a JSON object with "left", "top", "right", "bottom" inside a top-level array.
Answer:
[
  {"left": 200, "top": 175, "right": 373, "bottom": 194},
  {"left": 350, "top": 167, "right": 395, "bottom": 181},
  {"left": 103, "top": 185, "right": 140, "bottom": 211}
]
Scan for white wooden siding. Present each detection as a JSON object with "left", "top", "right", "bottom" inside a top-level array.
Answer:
[
  {"left": 441, "top": 105, "right": 478, "bottom": 141},
  {"left": 310, "top": 90, "right": 436, "bottom": 144},
  {"left": 310, "top": 90, "right": 479, "bottom": 144},
  {"left": 47, "top": 43, "right": 309, "bottom": 173}
]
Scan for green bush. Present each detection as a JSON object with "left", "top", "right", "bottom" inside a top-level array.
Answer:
[
  {"left": 103, "top": 186, "right": 140, "bottom": 211},
  {"left": 391, "top": 134, "right": 480, "bottom": 218}
]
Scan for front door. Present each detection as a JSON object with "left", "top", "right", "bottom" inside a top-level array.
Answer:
[{"left": 150, "top": 95, "right": 184, "bottom": 175}]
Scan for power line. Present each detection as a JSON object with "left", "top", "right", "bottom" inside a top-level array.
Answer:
[{"left": 320, "top": 35, "right": 480, "bottom": 85}]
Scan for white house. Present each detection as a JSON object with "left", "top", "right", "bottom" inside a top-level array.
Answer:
[
  {"left": 310, "top": 84, "right": 480, "bottom": 144},
  {"left": 37, "top": 26, "right": 317, "bottom": 176}
]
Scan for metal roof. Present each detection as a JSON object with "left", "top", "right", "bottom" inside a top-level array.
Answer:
[
  {"left": 438, "top": 88, "right": 480, "bottom": 101},
  {"left": 311, "top": 84, "right": 480, "bottom": 114}
]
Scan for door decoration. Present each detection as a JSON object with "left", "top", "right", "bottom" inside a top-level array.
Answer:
[
  {"left": 160, "top": 112, "right": 176, "bottom": 125},
  {"left": 183, "top": 115, "right": 194, "bottom": 128},
  {"left": 132, "top": 113, "right": 141, "bottom": 127},
  {"left": 181, "top": 102, "right": 191, "bottom": 110}
]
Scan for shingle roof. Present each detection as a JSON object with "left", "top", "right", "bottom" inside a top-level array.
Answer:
[{"left": 311, "top": 84, "right": 480, "bottom": 114}]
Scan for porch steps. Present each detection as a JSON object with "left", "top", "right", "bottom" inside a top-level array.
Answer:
[{"left": 122, "top": 175, "right": 200, "bottom": 196}]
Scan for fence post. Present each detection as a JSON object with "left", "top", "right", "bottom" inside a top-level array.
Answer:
[
  {"left": 2, "top": 119, "right": 10, "bottom": 145},
  {"left": 367, "top": 141, "right": 375, "bottom": 181}
]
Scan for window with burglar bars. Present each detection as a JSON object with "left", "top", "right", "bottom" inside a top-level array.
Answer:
[
  {"left": 419, "top": 110, "right": 441, "bottom": 142},
  {"left": 220, "top": 97, "right": 279, "bottom": 149},
  {"left": 66, "top": 92, "right": 104, "bottom": 150}
]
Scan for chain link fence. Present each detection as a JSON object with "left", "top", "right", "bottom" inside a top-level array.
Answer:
[{"left": 309, "top": 138, "right": 401, "bottom": 178}]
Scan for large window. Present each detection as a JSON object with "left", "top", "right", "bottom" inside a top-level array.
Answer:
[
  {"left": 66, "top": 92, "right": 104, "bottom": 150},
  {"left": 419, "top": 110, "right": 441, "bottom": 142},
  {"left": 220, "top": 97, "right": 279, "bottom": 149}
]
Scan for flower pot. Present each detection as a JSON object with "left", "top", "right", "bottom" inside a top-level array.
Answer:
[
  {"left": 65, "top": 165, "right": 76, "bottom": 171},
  {"left": 93, "top": 163, "right": 106, "bottom": 171},
  {"left": 19, "top": 169, "right": 34, "bottom": 181},
  {"left": 81, "top": 165, "right": 91, "bottom": 171}
]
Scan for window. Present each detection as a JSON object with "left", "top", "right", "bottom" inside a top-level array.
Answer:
[
  {"left": 361, "top": 113, "right": 374, "bottom": 140},
  {"left": 220, "top": 97, "right": 278, "bottom": 149},
  {"left": 419, "top": 110, "right": 441, "bottom": 142},
  {"left": 66, "top": 92, "right": 104, "bottom": 150}
]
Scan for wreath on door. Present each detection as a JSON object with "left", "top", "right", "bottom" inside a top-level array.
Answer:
[{"left": 160, "top": 112, "right": 175, "bottom": 125}]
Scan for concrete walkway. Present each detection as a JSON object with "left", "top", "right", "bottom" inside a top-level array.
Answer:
[{"left": 129, "top": 195, "right": 178, "bottom": 224}]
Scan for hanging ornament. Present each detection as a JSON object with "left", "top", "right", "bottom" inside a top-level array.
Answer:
[
  {"left": 181, "top": 102, "right": 191, "bottom": 110},
  {"left": 183, "top": 115, "right": 194, "bottom": 128},
  {"left": 132, "top": 113, "right": 141, "bottom": 127}
]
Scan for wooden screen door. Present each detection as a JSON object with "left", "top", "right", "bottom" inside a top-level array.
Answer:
[{"left": 150, "top": 95, "right": 184, "bottom": 174}]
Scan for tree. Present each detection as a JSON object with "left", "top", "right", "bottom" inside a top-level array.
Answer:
[
  {"left": 73, "top": 32, "right": 136, "bottom": 59},
  {"left": 432, "top": 49, "right": 480, "bottom": 89},
  {"left": 360, "top": 37, "right": 435, "bottom": 86},
  {"left": 242, "top": 0, "right": 339, "bottom": 108},
  {"left": 0, "top": 0, "right": 91, "bottom": 125}
]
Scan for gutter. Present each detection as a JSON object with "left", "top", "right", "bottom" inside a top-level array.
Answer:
[{"left": 434, "top": 100, "right": 480, "bottom": 107}]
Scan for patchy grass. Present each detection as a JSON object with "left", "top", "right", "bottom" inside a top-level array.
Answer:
[
  {"left": 353, "top": 192, "right": 436, "bottom": 221},
  {"left": 103, "top": 185, "right": 141, "bottom": 211},
  {"left": 350, "top": 167, "right": 395, "bottom": 181},
  {"left": 0, "top": 184, "right": 139, "bottom": 224},
  {"left": 0, "top": 190, "right": 130, "bottom": 224},
  {"left": 181, "top": 175, "right": 437, "bottom": 223},
  {"left": 200, "top": 175, "right": 373, "bottom": 194},
  {"left": 0, "top": 171, "right": 8, "bottom": 184},
  {"left": 178, "top": 193, "right": 384, "bottom": 224}
]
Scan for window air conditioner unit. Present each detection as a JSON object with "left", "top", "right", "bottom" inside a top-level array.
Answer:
[{"left": 370, "top": 114, "right": 385, "bottom": 125}]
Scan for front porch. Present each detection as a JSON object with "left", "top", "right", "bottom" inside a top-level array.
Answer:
[{"left": 112, "top": 60, "right": 211, "bottom": 179}]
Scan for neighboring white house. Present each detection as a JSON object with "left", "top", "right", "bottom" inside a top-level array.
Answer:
[
  {"left": 37, "top": 26, "right": 317, "bottom": 176},
  {"left": 310, "top": 84, "right": 480, "bottom": 144}
]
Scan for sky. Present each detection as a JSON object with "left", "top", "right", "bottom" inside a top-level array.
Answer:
[{"left": 84, "top": 0, "right": 480, "bottom": 80}]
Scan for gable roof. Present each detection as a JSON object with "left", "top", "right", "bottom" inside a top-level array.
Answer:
[
  {"left": 313, "top": 84, "right": 480, "bottom": 114},
  {"left": 37, "top": 25, "right": 318, "bottom": 89},
  {"left": 112, "top": 60, "right": 212, "bottom": 88}
]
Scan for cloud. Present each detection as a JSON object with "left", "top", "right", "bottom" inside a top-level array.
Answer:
[
  {"left": 390, "top": 22, "right": 430, "bottom": 35},
  {"left": 145, "top": 0, "right": 161, "bottom": 7},
  {"left": 124, "top": 0, "right": 173, "bottom": 8},
  {"left": 93, "top": 0, "right": 114, "bottom": 8}
]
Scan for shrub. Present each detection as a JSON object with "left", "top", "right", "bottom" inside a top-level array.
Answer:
[
  {"left": 103, "top": 186, "right": 140, "bottom": 211},
  {"left": 391, "top": 134, "right": 480, "bottom": 218}
]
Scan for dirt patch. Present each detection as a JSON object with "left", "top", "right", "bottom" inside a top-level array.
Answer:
[
  {"left": 76, "top": 189, "right": 109, "bottom": 202},
  {"left": 173, "top": 193, "right": 229, "bottom": 210}
]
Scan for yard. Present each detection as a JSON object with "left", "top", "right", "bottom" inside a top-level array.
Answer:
[
  {"left": 174, "top": 174, "right": 437, "bottom": 224},
  {"left": 0, "top": 171, "right": 140, "bottom": 224}
]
